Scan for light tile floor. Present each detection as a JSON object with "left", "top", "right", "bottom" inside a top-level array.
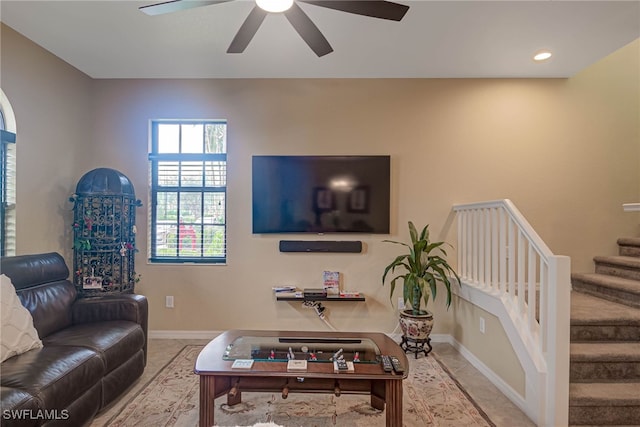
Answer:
[
  {"left": 91, "top": 339, "right": 535, "bottom": 427},
  {"left": 431, "top": 342, "right": 535, "bottom": 427}
]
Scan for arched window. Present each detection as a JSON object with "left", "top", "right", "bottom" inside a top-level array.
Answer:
[{"left": 1, "top": 89, "right": 17, "bottom": 256}]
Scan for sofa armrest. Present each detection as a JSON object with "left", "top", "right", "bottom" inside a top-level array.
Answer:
[{"left": 72, "top": 294, "right": 148, "bottom": 363}]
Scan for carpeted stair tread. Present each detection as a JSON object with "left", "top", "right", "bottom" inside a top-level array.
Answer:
[
  {"left": 594, "top": 255, "right": 640, "bottom": 269},
  {"left": 618, "top": 237, "right": 640, "bottom": 256},
  {"left": 573, "top": 272, "right": 640, "bottom": 291},
  {"left": 570, "top": 342, "right": 640, "bottom": 361},
  {"left": 572, "top": 273, "right": 640, "bottom": 295},
  {"left": 570, "top": 291, "right": 640, "bottom": 325},
  {"left": 594, "top": 255, "right": 640, "bottom": 281},
  {"left": 569, "top": 382, "right": 640, "bottom": 406},
  {"left": 572, "top": 272, "right": 640, "bottom": 308},
  {"left": 617, "top": 237, "right": 640, "bottom": 248}
]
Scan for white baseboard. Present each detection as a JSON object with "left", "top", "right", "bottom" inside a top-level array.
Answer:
[
  {"left": 448, "top": 337, "right": 530, "bottom": 419},
  {"left": 149, "top": 330, "right": 222, "bottom": 339},
  {"left": 386, "top": 332, "right": 528, "bottom": 417},
  {"left": 430, "top": 333, "right": 455, "bottom": 344}
]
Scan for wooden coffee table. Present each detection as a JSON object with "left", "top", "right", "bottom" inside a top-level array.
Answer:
[{"left": 195, "top": 329, "right": 409, "bottom": 427}]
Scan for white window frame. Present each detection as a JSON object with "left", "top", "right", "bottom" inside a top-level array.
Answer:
[
  {"left": 0, "top": 89, "right": 17, "bottom": 256},
  {"left": 148, "top": 120, "right": 227, "bottom": 264}
]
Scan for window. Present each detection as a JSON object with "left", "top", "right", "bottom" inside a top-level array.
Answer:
[
  {"left": 0, "top": 99, "right": 17, "bottom": 257},
  {"left": 149, "top": 121, "right": 227, "bottom": 263}
]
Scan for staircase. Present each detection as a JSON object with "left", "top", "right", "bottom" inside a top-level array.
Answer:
[{"left": 569, "top": 237, "right": 640, "bottom": 425}]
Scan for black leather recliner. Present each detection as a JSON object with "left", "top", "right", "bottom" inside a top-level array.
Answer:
[{"left": 1, "top": 252, "right": 148, "bottom": 426}]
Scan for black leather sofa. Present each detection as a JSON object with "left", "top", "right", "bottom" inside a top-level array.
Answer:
[{"left": 1, "top": 252, "right": 148, "bottom": 426}]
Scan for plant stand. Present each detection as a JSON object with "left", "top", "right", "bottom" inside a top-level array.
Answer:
[
  {"left": 400, "top": 335, "right": 432, "bottom": 359},
  {"left": 397, "top": 309, "right": 434, "bottom": 359}
]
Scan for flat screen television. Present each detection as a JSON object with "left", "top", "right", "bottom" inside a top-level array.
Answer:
[{"left": 252, "top": 155, "right": 390, "bottom": 234}]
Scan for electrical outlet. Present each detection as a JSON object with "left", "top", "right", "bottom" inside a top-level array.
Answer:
[
  {"left": 479, "top": 317, "right": 486, "bottom": 334},
  {"left": 165, "top": 295, "right": 174, "bottom": 308},
  {"left": 397, "top": 297, "right": 405, "bottom": 311}
]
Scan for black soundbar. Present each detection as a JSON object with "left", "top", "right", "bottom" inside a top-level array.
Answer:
[{"left": 279, "top": 240, "right": 362, "bottom": 253}]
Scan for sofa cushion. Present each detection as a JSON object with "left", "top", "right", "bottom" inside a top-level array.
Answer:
[
  {"left": 43, "top": 320, "right": 145, "bottom": 373},
  {"left": 0, "top": 253, "right": 69, "bottom": 290},
  {"left": 16, "top": 281, "right": 76, "bottom": 340},
  {"left": 73, "top": 294, "right": 149, "bottom": 365},
  {"left": 1, "top": 275, "right": 43, "bottom": 363},
  {"left": 1, "top": 253, "right": 76, "bottom": 339},
  {"left": 0, "top": 386, "right": 41, "bottom": 427},
  {"left": 102, "top": 350, "right": 145, "bottom": 407},
  {"left": 50, "top": 381, "right": 101, "bottom": 427},
  {"left": 0, "top": 346, "right": 104, "bottom": 410}
]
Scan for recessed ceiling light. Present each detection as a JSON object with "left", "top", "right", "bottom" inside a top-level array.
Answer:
[
  {"left": 533, "top": 50, "right": 553, "bottom": 62},
  {"left": 256, "top": 0, "right": 294, "bottom": 13}
]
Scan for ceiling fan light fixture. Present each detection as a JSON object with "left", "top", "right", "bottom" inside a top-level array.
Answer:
[{"left": 256, "top": 0, "right": 294, "bottom": 13}]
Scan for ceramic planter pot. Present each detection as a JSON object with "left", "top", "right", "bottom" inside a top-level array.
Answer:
[{"left": 399, "top": 309, "right": 434, "bottom": 340}]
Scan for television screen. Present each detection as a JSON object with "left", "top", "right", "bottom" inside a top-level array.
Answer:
[{"left": 252, "top": 156, "right": 390, "bottom": 234}]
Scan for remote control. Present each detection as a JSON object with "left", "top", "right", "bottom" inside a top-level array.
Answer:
[
  {"left": 389, "top": 356, "right": 404, "bottom": 374},
  {"left": 380, "top": 355, "right": 393, "bottom": 372},
  {"left": 335, "top": 359, "right": 348, "bottom": 371}
]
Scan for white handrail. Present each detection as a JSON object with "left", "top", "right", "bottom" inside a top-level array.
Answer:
[
  {"left": 453, "top": 199, "right": 570, "bottom": 427},
  {"left": 623, "top": 203, "right": 640, "bottom": 212}
]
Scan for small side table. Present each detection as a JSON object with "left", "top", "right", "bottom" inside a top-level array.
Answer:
[{"left": 400, "top": 335, "right": 432, "bottom": 359}]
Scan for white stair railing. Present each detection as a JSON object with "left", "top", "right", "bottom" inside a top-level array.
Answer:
[{"left": 453, "top": 199, "right": 571, "bottom": 427}]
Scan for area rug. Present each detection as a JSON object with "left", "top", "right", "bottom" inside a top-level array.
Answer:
[{"left": 104, "top": 345, "right": 495, "bottom": 427}]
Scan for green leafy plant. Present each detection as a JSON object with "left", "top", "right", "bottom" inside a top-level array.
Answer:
[{"left": 382, "top": 221, "right": 460, "bottom": 315}]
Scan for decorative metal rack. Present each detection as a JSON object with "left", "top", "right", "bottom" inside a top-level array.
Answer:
[{"left": 70, "top": 168, "right": 141, "bottom": 297}]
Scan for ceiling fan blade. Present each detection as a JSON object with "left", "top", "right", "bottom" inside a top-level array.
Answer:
[
  {"left": 300, "top": 0, "right": 409, "bottom": 21},
  {"left": 227, "top": 6, "right": 268, "bottom": 53},
  {"left": 139, "top": 0, "right": 232, "bottom": 16},
  {"left": 284, "top": 3, "right": 333, "bottom": 57}
]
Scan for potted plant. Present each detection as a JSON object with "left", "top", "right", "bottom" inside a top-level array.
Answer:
[{"left": 382, "top": 221, "right": 460, "bottom": 347}]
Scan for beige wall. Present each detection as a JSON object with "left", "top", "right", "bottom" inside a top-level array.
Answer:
[
  {"left": 0, "top": 24, "right": 93, "bottom": 257},
  {"left": 1, "top": 23, "right": 638, "bottom": 394},
  {"left": 449, "top": 39, "right": 640, "bottom": 396},
  {"left": 452, "top": 299, "right": 525, "bottom": 396},
  {"left": 86, "top": 78, "right": 573, "bottom": 334},
  {"left": 88, "top": 48, "right": 638, "bottom": 335},
  {"left": 561, "top": 39, "right": 640, "bottom": 257}
]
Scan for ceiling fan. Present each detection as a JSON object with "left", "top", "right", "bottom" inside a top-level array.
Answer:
[{"left": 139, "top": 0, "right": 410, "bottom": 57}]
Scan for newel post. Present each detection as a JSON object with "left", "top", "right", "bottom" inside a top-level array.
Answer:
[{"left": 545, "top": 255, "right": 571, "bottom": 426}]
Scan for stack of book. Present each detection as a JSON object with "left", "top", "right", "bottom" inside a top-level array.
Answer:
[
  {"left": 272, "top": 285, "right": 300, "bottom": 298},
  {"left": 272, "top": 285, "right": 297, "bottom": 293},
  {"left": 323, "top": 271, "right": 340, "bottom": 295},
  {"left": 339, "top": 290, "right": 361, "bottom": 298}
]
